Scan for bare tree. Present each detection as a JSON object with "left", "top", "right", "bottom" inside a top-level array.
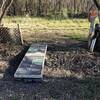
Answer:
[
  {"left": 0, "top": 0, "right": 14, "bottom": 24},
  {"left": 0, "top": 0, "right": 97, "bottom": 19},
  {"left": 93, "top": 0, "right": 100, "bottom": 9}
]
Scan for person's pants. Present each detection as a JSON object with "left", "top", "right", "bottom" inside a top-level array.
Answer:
[
  {"left": 90, "top": 17, "right": 95, "bottom": 35},
  {"left": 88, "top": 17, "right": 95, "bottom": 48}
]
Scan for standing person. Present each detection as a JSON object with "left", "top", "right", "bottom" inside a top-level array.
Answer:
[
  {"left": 88, "top": 5, "right": 98, "bottom": 35},
  {"left": 88, "top": 5, "right": 98, "bottom": 48}
]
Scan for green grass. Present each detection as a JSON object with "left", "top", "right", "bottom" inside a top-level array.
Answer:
[{"left": 2, "top": 16, "right": 90, "bottom": 42}]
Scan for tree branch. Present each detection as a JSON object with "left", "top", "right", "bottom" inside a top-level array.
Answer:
[{"left": 0, "top": 0, "right": 14, "bottom": 24}]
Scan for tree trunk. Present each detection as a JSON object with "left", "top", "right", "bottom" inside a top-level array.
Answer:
[
  {"left": 93, "top": 0, "right": 100, "bottom": 9},
  {"left": 0, "top": 0, "right": 14, "bottom": 25}
]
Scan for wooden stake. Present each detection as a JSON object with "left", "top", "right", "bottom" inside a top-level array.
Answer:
[{"left": 17, "top": 24, "right": 24, "bottom": 45}]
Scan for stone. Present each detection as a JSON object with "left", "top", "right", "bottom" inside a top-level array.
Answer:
[{"left": 14, "top": 44, "right": 47, "bottom": 79}]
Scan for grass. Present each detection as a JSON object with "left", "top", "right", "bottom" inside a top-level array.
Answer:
[
  {"left": 2, "top": 16, "right": 90, "bottom": 42},
  {"left": 0, "top": 17, "right": 100, "bottom": 100}
]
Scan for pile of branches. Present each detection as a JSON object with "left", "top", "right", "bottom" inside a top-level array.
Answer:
[{"left": 46, "top": 45, "right": 100, "bottom": 79}]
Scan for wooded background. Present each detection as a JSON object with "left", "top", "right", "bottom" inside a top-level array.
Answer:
[{"left": 0, "top": 0, "right": 97, "bottom": 18}]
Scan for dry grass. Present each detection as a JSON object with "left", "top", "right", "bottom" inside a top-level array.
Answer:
[
  {"left": 0, "top": 17, "right": 100, "bottom": 100},
  {"left": 2, "top": 17, "right": 90, "bottom": 42}
]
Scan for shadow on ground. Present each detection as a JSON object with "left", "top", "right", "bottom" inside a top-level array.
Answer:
[
  {"left": 3, "top": 45, "right": 29, "bottom": 81},
  {"left": 0, "top": 40, "right": 100, "bottom": 100}
]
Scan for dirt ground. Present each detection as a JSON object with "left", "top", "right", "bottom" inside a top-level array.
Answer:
[{"left": 0, "top": 40, "right": 100, "bottom": 100}]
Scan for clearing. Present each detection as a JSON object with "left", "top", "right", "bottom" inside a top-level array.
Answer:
[{"left": 0, "top": 17, "right": 100, "bottom": 100}]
